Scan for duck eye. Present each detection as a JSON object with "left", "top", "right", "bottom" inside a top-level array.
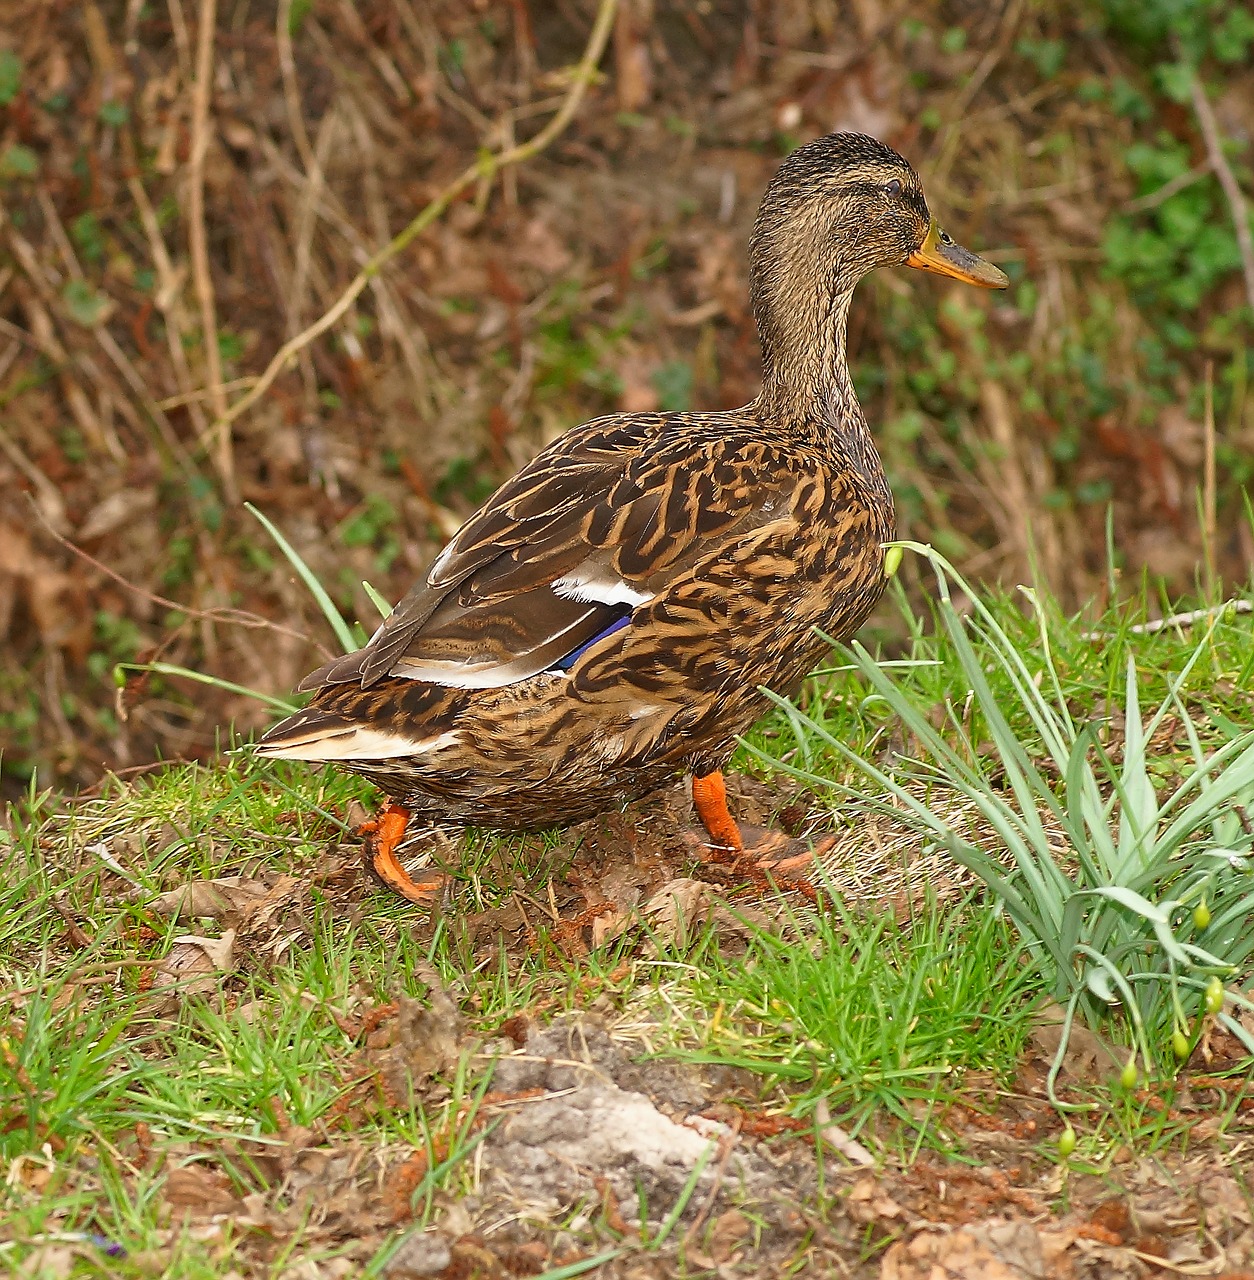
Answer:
[{"left": 883, "top": 179, "right": 903, "bottom": 197}]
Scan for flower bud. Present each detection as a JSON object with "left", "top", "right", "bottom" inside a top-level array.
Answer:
[{"left": 1204, "top": 977, "right": 1224, "bottom": 1015}]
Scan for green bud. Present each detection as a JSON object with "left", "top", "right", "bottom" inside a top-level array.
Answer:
[
  {"left": 1058, "top": 1126, "right": 1077, "bottom": 1157},
  {"left": 1119, "top": 1055, "right": 1138, "bottom": 1089},
  {"left": 883, "top": 545, "right": 904, "bottom": 578},
  {"left": 1193, "top": 900, "right": 1211, "bottom": 930},
  {"left": 112, "top": 664, "right": 128, "bottom": 689},
  {"left": 1171, "top": 1030, "right": 1190, "bottom": 1060},
  {"left": 1204, "top": 977, "right": 1224, "bottom": 1015}
]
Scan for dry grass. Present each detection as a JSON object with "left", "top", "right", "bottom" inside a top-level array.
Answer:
[{"left": 0, "top": 0, "right": 1251, "bottom": 791}]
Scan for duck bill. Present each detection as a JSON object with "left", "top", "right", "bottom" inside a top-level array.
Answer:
[{"left": 906, "top": 221, "right": 1009, "bottom": 289}]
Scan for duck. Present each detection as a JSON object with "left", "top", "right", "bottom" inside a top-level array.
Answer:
[{"left": 256, "top": 131, "right": 1008, "bottom": 905}]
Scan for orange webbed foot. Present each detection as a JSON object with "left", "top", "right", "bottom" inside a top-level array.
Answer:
[
  {"left": 687, "top": 772, "right": 833, "bottom": 900},
  {"left": 355, "top": 802, "right": 447, "bottom": 906}
]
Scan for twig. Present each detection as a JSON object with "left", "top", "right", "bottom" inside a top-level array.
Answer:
[
  {"left": 277, "top": 0, "right": 324, "bottom": 421},
  {"left": 930, "top": 0, "right": 1025, "bottom": 190},
  {"left": 156, "top": 377, "right": 257, "bottom": 410},
  {"left": 1084, "top": 600, "right": 1252, "bottom": 639},
  {"left": 94, "top": 325, "right": 199, "bottom": 480},
  {"left": 1121, "top": 162, "right": 1211, "bottom": 215},
  {"left": 277, "top": 0, "right": 317, "bottom": 174},
  {"left": 187, "top": 0, "right": 233, "bottom": 497},
  {"left": 164, "top": 0, "right": 193, "bottom": 83},
  {"left": 126, "top": 165, "right": 211, "bottom": 448},
  {"left": 3, "top": 252, "right": 117, "bottom": 457},
  {"left": 680, "top": 1117, "right": 741, "bottom": 1251},
  {"left": 1202, "top": 362, "right": 1217, "bottom": 598},
  {"left": 27, "top": 495, "right": 323, "bottom": 649},
  {"left": 0, "top": 425, "right": 68, "bottom": 532},
  {"left": 33, "top": 179, "right": 196, "bottom": 473},
  {"left": 258, "top": 116, "right": 442, "bottom": 421},
  {"left": 209, "top": 0, "right": 619, "bottom": 446},
  {"left": 0, "top": 335, "right": 20, "bottom": 385},
  {"left": 1188, "top": 71, "right": 1254, "bottom": 312}
]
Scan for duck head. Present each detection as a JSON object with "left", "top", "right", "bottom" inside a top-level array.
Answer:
[
  {"left": 750, "top": 131, "right": 1008, "bottom": 293},
  {"left": 749, "top": 132, "right": 1007, "bottom": 420}
]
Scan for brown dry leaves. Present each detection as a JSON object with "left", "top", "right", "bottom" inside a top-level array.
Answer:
[
  {"left": 1028, "top": 1000, "right": 1123, "bottom": 1084},
  {"left": 881, "top": 1218, "right": 1065, "bottom": 1280}
]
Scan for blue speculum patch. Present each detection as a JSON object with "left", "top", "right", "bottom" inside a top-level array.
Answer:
[{"left": 551, "top": 611, "right": 632, "bottom": 671}]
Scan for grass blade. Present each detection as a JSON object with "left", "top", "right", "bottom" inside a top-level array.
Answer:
[{"left": 246, "top": 501, "right": 357, "bottom": 654}]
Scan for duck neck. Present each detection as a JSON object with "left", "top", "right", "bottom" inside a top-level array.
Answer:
[{"left": 749, "top": 253, "right": 883, "bottom": 487}]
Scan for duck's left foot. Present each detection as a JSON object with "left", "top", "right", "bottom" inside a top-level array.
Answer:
[
  {"left": 356, "top": 802, "right": 447, "bottom": 906},
  {"left": 687, "top": 772, "right": 834, "bottom": 897}
]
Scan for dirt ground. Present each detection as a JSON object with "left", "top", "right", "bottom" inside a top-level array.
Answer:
[
  {"left": 13, "top": 774, "right": 1253, "bottom": 1278},
  {"left": 115, "top": 1012, "right": 1253, "bottom": 1279}
]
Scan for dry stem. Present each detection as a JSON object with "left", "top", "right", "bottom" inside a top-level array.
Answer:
[
  {"left": 1189, "top": 72, "right": 1254, "bottom": 313},
  {"left": 1202, "top": 361, "right": 1217, "bottom": 598},
  {"left": 187, "top": 0, "right": 233, "bottom": 498},
  {"left": 29, "top": 495, "right": 320, "bottom": 648},
  {"left": 209, "top": 0, "right": 620, "bottom": 454}
]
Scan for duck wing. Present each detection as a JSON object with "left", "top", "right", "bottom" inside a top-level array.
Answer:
[{"left": 297, "top": 411, "right": 797, "bottom": 694}]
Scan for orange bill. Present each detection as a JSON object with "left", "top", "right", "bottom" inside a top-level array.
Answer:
[{"left": 906, "top": 221, "right": 1008, "bottom": 289}]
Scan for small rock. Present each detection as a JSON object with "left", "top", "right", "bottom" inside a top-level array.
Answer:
[{"left": 384, "top": 1233, "right": 451, "bottom": 1277}]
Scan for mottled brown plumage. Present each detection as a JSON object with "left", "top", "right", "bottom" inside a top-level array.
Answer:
[{"left": 257, "top": 132, "right": 1007, "bottom": 896}]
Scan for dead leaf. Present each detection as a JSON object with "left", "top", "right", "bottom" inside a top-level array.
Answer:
[
  {"left": 589, "top": 904, "right": 633, "bottom": 949},
  {"left": 848, "top": 1175, "right": 907, "bottom": 1225},
  {"left": 54, "top": 898, "right": 92, "bottom": 949},
  {"left": 48, "top": 984, "right": 82, "bottom": 1014},
  {"left": 1047, "top": 199, "right": 1101, "bottom": 243},
  {"left": 642, "top": 878, "right": 712, "bottom": 947},
  {"left": 237, "top": 875, "right": 306, "bottom": 938},
  {"left": 164, "top": 1164, "right": 245, "bottom": 1219},
  {"left": 150, "top": 877, "right": 270, "bottom": 922},
  {"left": 880, "top": 1220, "right": 1049, "bottom": 1280},
  {"left": 16, "top": 1244, "right": 76, "bottom": 1279},
  {"left": 518, "top": 217, "right": 573, "bottom": 275},
  {"left": 708, "top": 1208, "right": 751, "bottom": 1264},
  {"left": 362, "top": 973, "right": 465, "bottom": 1106},
  {"left": 613, "top": 351, "right": 662, "bottom": 414},
  {"left": 77, "top": 488, "right": 156, "bottom": 541},
  {"left": 1029, "top": 1001, "right": 1122, "bottom": 1083},
  {"left": 1158, "top": 404, "right": 1203, "bottom": 467},
  {"left": 154, "top": 930, "right": 236, "bottom": 997}
]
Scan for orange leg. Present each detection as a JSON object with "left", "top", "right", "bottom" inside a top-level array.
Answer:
[
  {"left": 692, "top": 771, "right": 743, "bottom": 853},
  {"left": 355, "top": 802, "right": 446, "bottom": 906},
  {"left": 690, "top": 770, "right": 826, "bottom": 899}
]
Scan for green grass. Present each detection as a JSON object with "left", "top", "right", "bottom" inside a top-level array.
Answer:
[
  {"left": 659, "top": 889, "right": 1039, "bottom": 1148},
  {"left": 4, "top": 571, "right": 1254, "bottom": 1271},
  {"left": 746, "top": 550, "right": 1254, "bottom": 1091}
]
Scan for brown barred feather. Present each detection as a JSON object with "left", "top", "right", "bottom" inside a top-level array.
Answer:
[{"left": 259, "top": 131, "right": 1007, "bottom": 834}]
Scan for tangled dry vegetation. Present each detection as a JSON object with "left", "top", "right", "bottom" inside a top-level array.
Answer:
[{"left": 0, "top": 0, "right": 1252, "bottom": 792}]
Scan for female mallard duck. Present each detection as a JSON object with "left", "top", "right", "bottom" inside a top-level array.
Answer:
[{"left": 257, "top": 132, "right": 1007, "bottom": 904}]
